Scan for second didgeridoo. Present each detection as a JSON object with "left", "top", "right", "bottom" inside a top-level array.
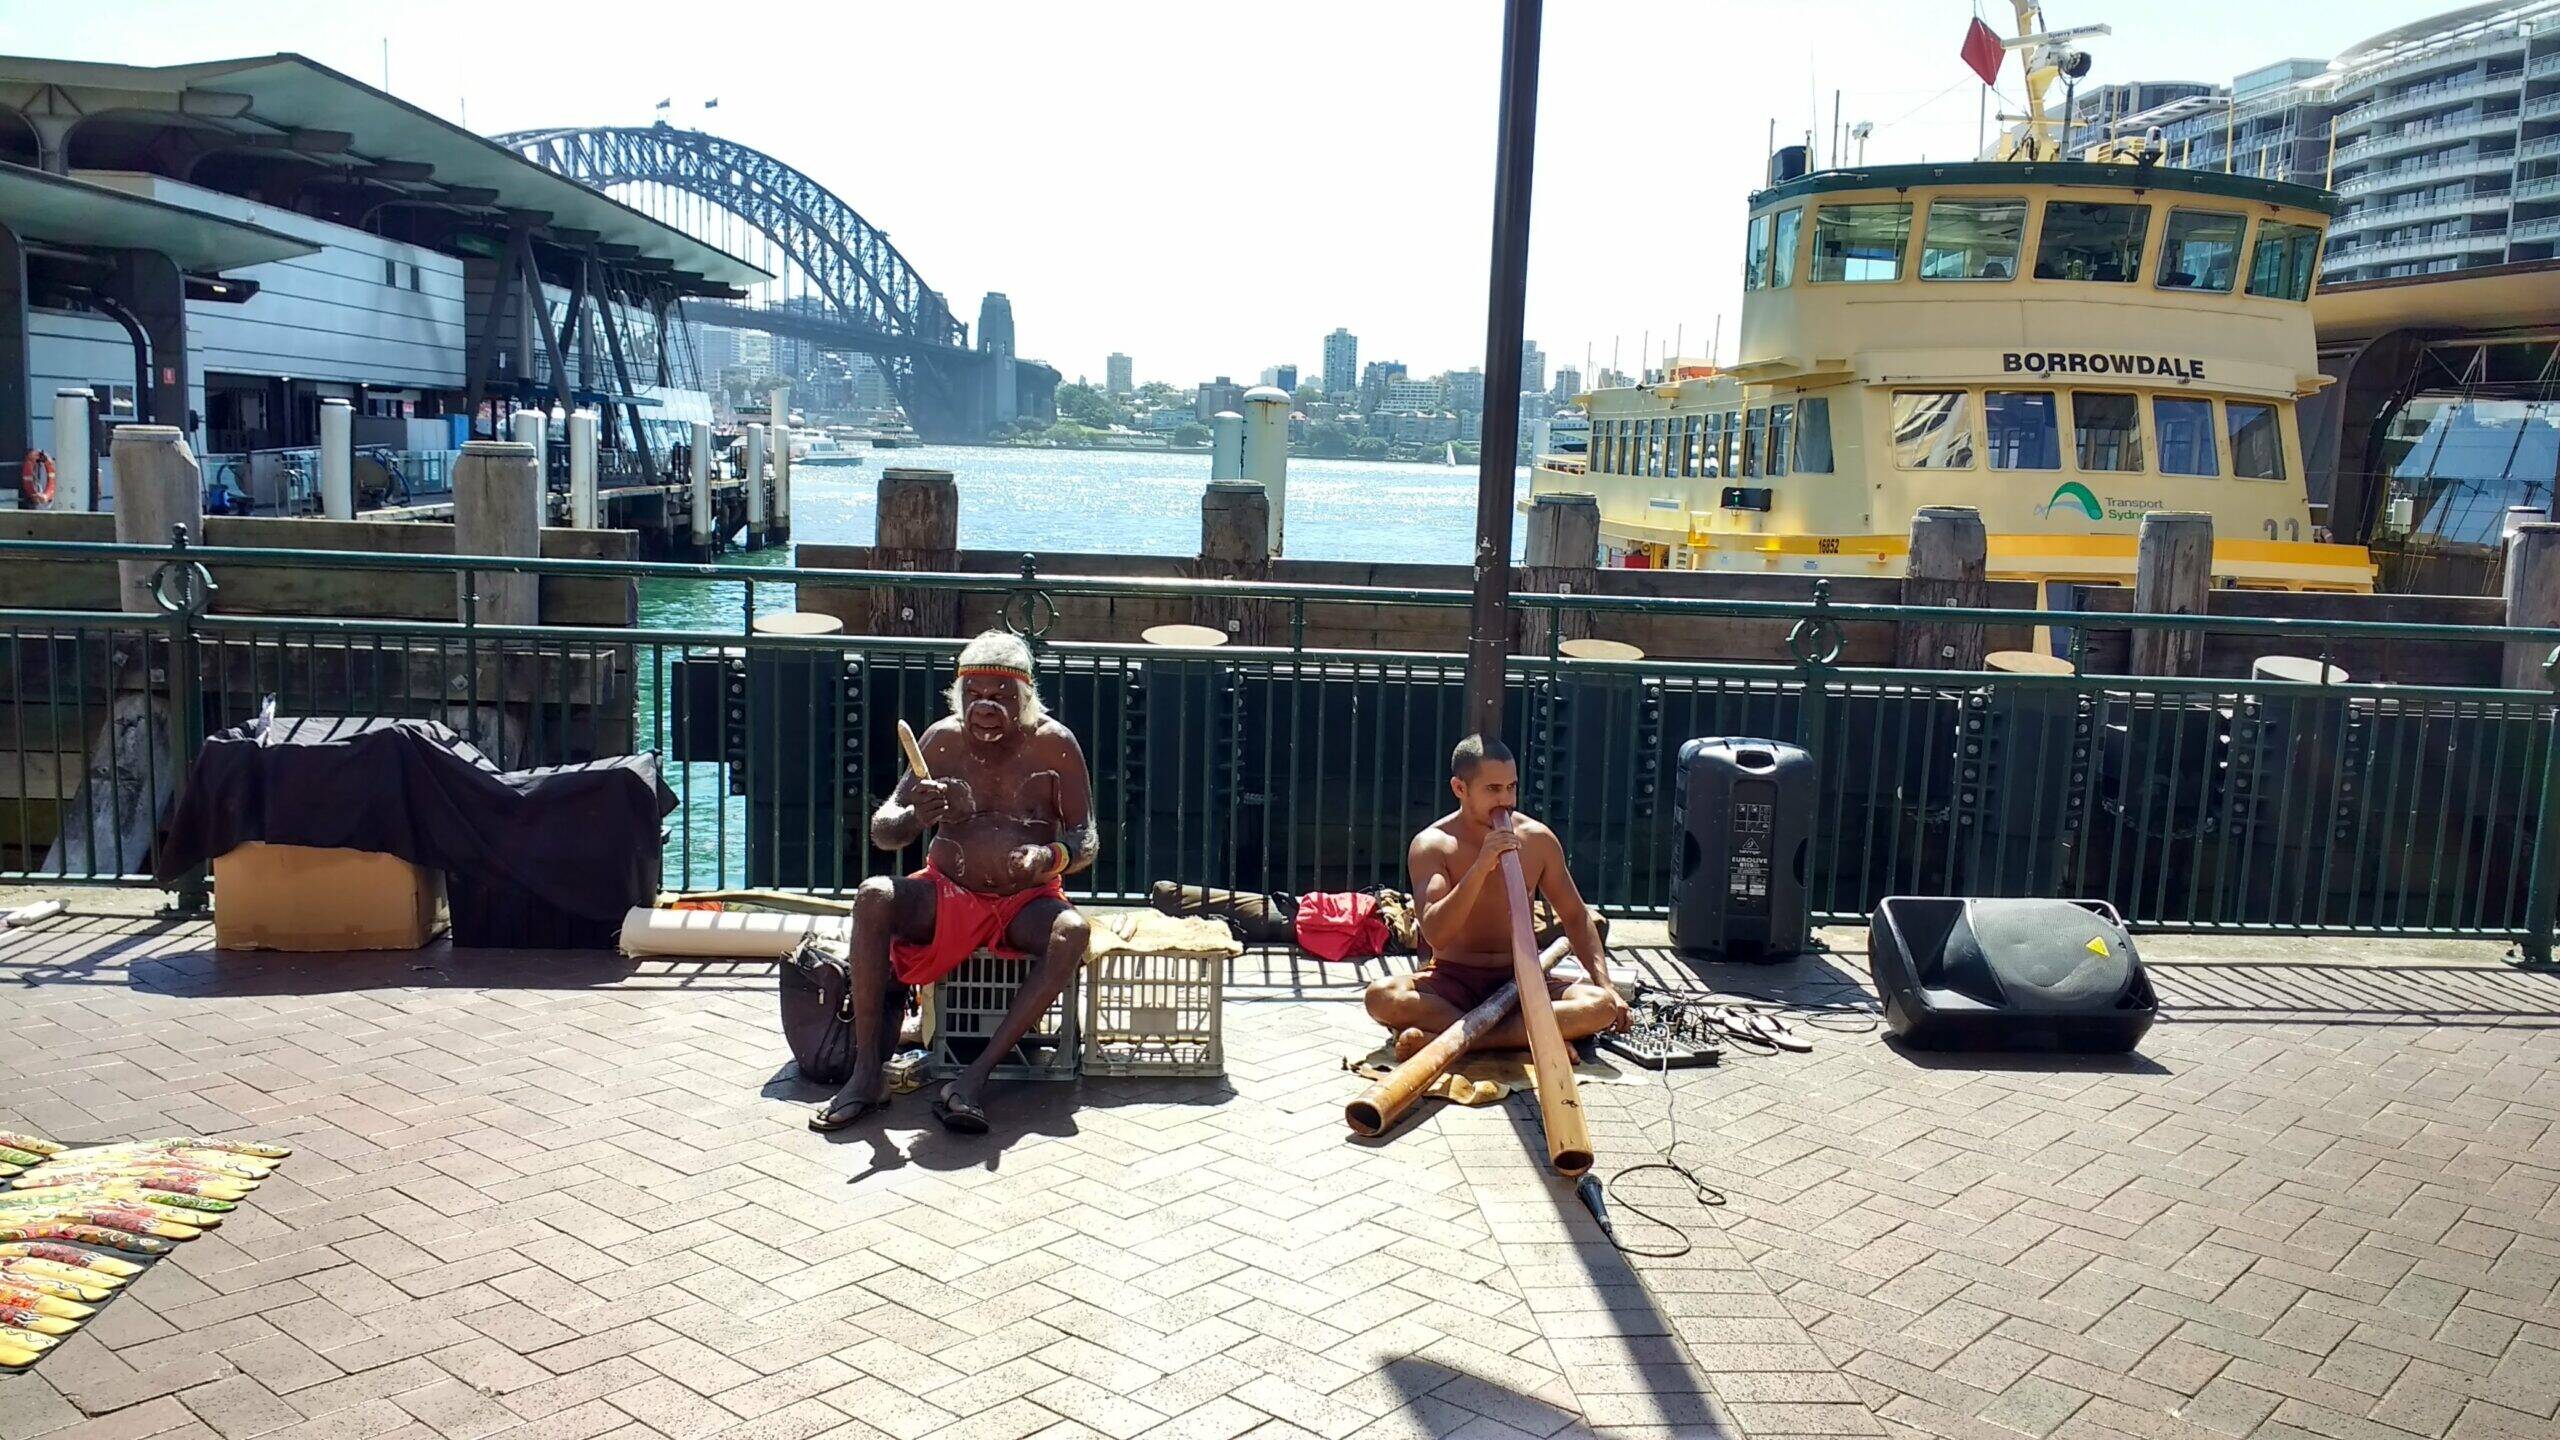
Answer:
[
  {"left": 1496, "top": 812, "right": 1594, "bottom": 1177},
  {"left": 1344, "top": 937, "right": 1571, "bottom": 1138}
]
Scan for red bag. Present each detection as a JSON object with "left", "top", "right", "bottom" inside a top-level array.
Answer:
[{"left": 1295, "top": 891, "right": 1390, "bottom": 961}]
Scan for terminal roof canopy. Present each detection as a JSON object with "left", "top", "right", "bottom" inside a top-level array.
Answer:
[
  {"left": 0, "top": 161, "right": 315, "bottom": 271},
  {"left": 0, "top": 52, "right": 771, "bottom": 295}
]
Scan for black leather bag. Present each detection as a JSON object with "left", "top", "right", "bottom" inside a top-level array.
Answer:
[
  {"left": 778, "top": 936, "right": 907, "bottom": 1087},
  {"left": 780, "top": 937, "right": 858, "bottom": 1087}
]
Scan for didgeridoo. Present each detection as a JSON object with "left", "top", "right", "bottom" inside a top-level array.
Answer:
[
  {"left": 1346, "top": 936, "right": 1571, "bottom": 1138},
  {"left": 1496, "top": 812, "right": 1594, "bottom": 1177}
]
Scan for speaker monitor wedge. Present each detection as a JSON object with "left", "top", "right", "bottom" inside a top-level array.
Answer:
[{"left": 1867, "top": 896, "right": 2156, "bottom": 1053}]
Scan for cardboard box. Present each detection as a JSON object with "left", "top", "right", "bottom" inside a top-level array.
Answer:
[{"left": 212, "top": 843, "right": 446, "bottom": 952}]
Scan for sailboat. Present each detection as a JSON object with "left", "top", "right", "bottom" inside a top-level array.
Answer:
[{"left": 1445, "top": 441, "right": 1459, "bottom": 467}]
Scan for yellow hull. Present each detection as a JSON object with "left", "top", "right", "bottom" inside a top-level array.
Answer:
[{"left": 1583, "top": 517, "right": 2374, "bottom": 593}]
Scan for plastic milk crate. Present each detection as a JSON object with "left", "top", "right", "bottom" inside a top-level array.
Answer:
[
  {"left": 924, "top": 950, "right": 1082, "bottom": 1081},
  {"left": 1082, "top": 951, "right": 1226, "bottom": 1078}
]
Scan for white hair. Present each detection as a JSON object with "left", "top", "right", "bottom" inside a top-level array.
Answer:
[{"left": 947, "top": 630, "right": 1047, "bottom": 727}]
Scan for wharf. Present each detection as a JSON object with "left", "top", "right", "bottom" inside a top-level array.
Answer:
[{"left": 0, "top": 895, "right": 2551, "bottom": 1440}]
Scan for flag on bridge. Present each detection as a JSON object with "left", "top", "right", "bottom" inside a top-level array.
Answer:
[
  {"left": 705, "top": 98, "right": 720, "bottom": 109},
  {"left": 1961, "top": 17, "right": 2004, "bottom": 87},
  {"left": 654, "top": 97, "right": 671, "bottom": 111}
]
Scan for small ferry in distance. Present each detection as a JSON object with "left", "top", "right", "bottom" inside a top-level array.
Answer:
[{"left": 1531, "top": 4, "right": 2375, "bottom": 596}]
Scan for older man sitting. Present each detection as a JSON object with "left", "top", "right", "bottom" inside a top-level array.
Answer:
[{"left": 810, "top": 631, "right": 1095, "bottom": 1135}]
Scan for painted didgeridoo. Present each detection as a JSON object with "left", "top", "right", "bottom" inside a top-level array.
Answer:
[
  {"left": 1345, "top": 936, "right": 1571, "bottom": 1138},
  {"left": 1494, "top": 813, "right": 1594, "bottom": 1177}
]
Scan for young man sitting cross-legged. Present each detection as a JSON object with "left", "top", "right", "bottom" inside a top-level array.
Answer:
[{"left": 1363, "top": 734, "right": 1630, "bottom": 1058}]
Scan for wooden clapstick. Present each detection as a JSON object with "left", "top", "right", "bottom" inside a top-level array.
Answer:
[
  {"left": 1346, "top": 938, "right": 1571, "bottom": 1138},
  {"left": 897, "top": 720, "right": 933, "bottom": 783},
  {"left": 1495, "top": 813, "right": 1594, "bottom": 1177}
]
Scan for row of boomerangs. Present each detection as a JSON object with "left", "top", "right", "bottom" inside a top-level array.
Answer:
[{"left": 0, "top": 1128, "right": 292, "bottom": 1371}]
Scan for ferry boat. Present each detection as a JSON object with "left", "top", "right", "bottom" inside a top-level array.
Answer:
[
  {"left": 798, "top": 428, "right": 867, "bottom": 467},
  {"left": 1531, "top": 11, "right": 2374, "bottom": 596}
]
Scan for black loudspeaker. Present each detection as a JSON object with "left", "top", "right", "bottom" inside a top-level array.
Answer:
[
  {"left": 1867, "top": 897, "right": 2155, "bottom": 1052},
  {"left": 1669, "top": 738, "right": 1813, "bottom": 960}
]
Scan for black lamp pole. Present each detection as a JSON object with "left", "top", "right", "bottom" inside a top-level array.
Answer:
[{"left": 1463, "top": 0, "right": 1545, "bottom": 743}]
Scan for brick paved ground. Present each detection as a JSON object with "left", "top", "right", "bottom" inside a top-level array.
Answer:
[{"left": 0, "top": 900, "right": 2554, "bottom": 1440}]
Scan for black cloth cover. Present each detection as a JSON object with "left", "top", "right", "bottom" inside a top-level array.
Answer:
[{"left": 159, "top": 717, "right": 675, "bottom": 927}]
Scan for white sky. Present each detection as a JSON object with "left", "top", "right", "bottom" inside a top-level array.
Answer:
[{"left": 25, "top": 1, "right": 2439, "bottom": 389}]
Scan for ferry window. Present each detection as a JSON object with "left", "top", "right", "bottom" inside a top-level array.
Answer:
[
  {"left": 1770, "top": 208, "right": 1802, "bottom": 288},
  {"left": 1984, "top": 391, "right": 2061, "bottom": 470},
  {"left": 2247, "top": 220, "right": 2322, "bottom": 301},
  {"left": 1652, "top": 419, "right": 1669, "bottom": 477},
  {"left": 2155, "top": 396, "right": 2219, "bottom": 476},
  {"left": 1811, "top": 203, "right": 1912, "bottom": 283},
  {"left": 2156, "top": 210, "right": 2244, "bottom": 292},
  {"left": 1709, "top": 413, "right": 1731, "bottom": 478},
  {"left": 1767, "top": 404, "right": 1794, "bottom": 478},
  {"left": 1920, "top": 199, "right": 2024, "bottom": 280},
  {"left": 1795, "top": 398, "right": 1834, "bottom": 473},
  {"left": 1741, "top": 407, "right": 1764, "bottom": 477},
  {"left": 1891, "top": 391, "right": 1976, "bottom": 470},
  {"left": 383, "top": 257, "right": 398, "bottom": 286},
  {"left": 2033, "top": 201, "right": 2150, "bottom": 282},
  {"left": 2227, "top": 402, "right": 2284, "bottom": 480},
  {"left": 1682, "top": 417, "right": 1703, "bottom": 476},
  {"left": 1744, "top": 213, "right": 1773, "bottom": 291},
  {"left": 2073, "top": 392, "right": 2144, "bottom": 472}
]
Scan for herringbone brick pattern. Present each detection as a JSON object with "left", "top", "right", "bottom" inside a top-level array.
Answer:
[
  {"left": 3, "top": 907, "right": 2553, "bottom": 1440},
  {"left": 0, "top": 908, "right": 1736, "bottom": 1440},
  {"left": 1582, "top": 934, "right": 2560, "bottom": 1440}
]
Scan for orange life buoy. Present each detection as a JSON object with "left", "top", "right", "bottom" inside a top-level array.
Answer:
[{"left": 18, "top": 450, "right": 55, "bottom": 509}]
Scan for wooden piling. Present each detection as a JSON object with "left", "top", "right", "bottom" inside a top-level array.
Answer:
[
  {"left": 2130, "top": 511, "right": 2213, "bottom": 677},
  {"left": 1521, "top": 491, "right": 1600, "bottom": 656},
  {"left": 453, "top": 440, "right": 542, "bottom": 626},
  {"left": 1896, "top": 506, "right": 1989, "bottom": 670},
  {"left": 1197, "top": 480, "right": 1271, "bottom": 646},
  {"left": 2504, "top": 522, "right": 2560, "bottom": 691},
  {"left": 109, "top": 426, "right": 201, "bottom": 610},
  {"left": 874, "top": 468, "right": 959, "bottom": 636}
]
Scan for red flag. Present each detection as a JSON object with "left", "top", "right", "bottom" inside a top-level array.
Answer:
[{"left": 1961, "top": 17, "right": 2005, "bottom": 86}]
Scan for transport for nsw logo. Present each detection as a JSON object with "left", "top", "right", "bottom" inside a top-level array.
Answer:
[{"left": 2037, "top": 480, "right": 2104, "bottom": 521}]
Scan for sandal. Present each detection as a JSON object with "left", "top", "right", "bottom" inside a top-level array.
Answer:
[
  {"left": 807, "top": 1094, "right": 888, "bottom": 1133},
  {"left": 1746, "top": 1010, "right": 1813, "bottom": 1053},
  {"left": 931, "top": 1086, "right": 990, "bottom": 1136},
  {"left": 1707, "top": 1006, "right": 1779, "bottom": 1056}
]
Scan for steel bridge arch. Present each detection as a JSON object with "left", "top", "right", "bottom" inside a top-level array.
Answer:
[{"left": 492, "top": 124, "right": 967, "bottom": 352}]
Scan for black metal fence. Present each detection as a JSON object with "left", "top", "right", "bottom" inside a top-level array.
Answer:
[{"left": 4, "top": 533, "right": 2557, "bottom": 960}]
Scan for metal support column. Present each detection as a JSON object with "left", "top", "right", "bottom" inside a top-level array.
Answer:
[
  {"left": 1463, "top": 0, "right": 1545, "bottom": 743},
  {"left": 0, "top": 221, "right": 28, "bottom": 467}
]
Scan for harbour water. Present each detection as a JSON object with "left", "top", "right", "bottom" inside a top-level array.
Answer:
[{"left": 638, "top": 445, "right": 1530, "bottom": 631}]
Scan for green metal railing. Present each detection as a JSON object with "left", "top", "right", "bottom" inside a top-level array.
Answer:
[{"left": 5, "top": 530, "right": 2559, "bottom": 962}]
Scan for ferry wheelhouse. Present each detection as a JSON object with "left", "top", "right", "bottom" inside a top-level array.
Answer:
[{"left": 1534, "top": 160, "right": 2376, "bottom": 595}]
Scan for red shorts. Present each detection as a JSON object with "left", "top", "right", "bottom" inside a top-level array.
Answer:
[
  {"left": 1415, "top": 962, "right": 1573, "bottom": 1014},
  {"left": 890, "top": 864, "right": 1069, "bottom": 988}
]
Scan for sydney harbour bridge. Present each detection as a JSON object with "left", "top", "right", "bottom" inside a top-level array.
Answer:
[{"left": 493, "top": 124, "right": 1056, "bottom": 442}]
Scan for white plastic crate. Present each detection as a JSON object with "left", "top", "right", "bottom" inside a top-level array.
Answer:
[
  {"left": 924, "top": 950, "right": 1080, "bottom": 1081},
  {"left": 1082, "top": 950, "right": 1225, "bottom": 1078}
]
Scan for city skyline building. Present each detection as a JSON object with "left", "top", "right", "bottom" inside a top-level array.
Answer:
[
  {"left": 2063, "top": 2, "right": 2560, "bottom": 283},
  {"left": 1442, "top": 369, "right": 1486, "bottom": 413},
  {"left": 1260, "top": 363, "right": 1299, "bottom": 392},
  {"left": 1196, "top": 375, "right": 1245, "bottom": 421},
  {"left": 1358, "top": 360, "right": 1407, "bottom": 413},
  {"left": 1520, "top": 341, "right": 1546, "bottom": 397},
  {"left": 1106, "top": 352, "right": 1133, "bottom": 396},
  {"left": 1551, "top": 365, "right": 1582, "bottom": 403},
  {"left": 1323, "top": 327, "right": 1358, "bottom": 398}
]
